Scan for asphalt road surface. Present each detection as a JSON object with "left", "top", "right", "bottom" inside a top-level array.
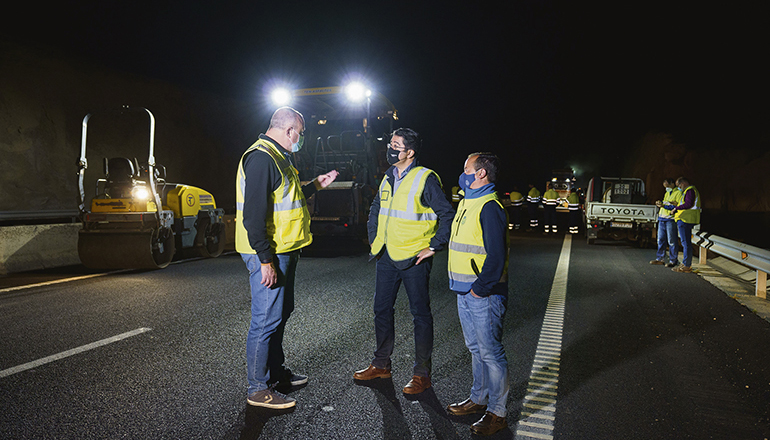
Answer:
[{"left": 1, "top": 233, "right": 769, "bottom": 439}]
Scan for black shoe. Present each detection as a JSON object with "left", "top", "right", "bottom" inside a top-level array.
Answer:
[
  {"left": 269, "top": 369, "right": 308, "bottom": 389},
  {"left": 665, "top": 261, "right": 678, "bottom": 268}
]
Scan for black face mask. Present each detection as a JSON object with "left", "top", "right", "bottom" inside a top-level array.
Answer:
[{"left": 386, "top": 147, "right": 402, "bottom": 165}]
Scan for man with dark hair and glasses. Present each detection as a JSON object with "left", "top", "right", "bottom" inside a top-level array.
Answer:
[{"left": 353, "top": 127, "right": 455, "bottom": 395}]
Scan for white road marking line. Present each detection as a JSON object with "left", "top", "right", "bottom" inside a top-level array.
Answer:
[
  {"left": 515, "top": 235, "right": 571, "bottom": 440},
  {"left": 0, "top": 253, "right": 230, "bottom": 295},
  {"left": 515, "top": 429, "right": 554, "bottom": 440},
  {"left": 0, "top": 327, "right": 152, "bottom": 378},
  {"left": 521, "top": 411, "right": 556, "bottom": 421},
  {"left": 0, "top": 270, "right": 132, "bottom": 294}
]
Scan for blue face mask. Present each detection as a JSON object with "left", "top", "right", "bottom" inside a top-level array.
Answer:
[
  {"left": 459, "top": 171, "right": 476, "bottom": 191},
  {"left": 665, "top": 187, "right": 672, "bottom": 193}
]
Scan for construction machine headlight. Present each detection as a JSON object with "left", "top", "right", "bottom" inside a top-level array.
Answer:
[
  {"left": 132, "top": 187, "right": 150, "bottom": 201},
  {"left": 271, "top": 88, "right": 293, "bottom": 106},
  {"left": 344, "top": 82, "right": 371, "bottom": 103}
]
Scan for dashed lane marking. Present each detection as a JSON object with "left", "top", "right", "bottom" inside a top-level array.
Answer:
[
  {"left": 514, "top": 234, "right": 571, "bottom": 440},
  {"left": 0, "top": 327, "right": 152, "bottom": 378}
]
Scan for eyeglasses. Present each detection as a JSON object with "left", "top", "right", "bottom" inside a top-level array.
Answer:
[
  {"left": 387, "top": 143, "right": 407, "bottom": 152},
  {"left": 292, "top": 127, "right": 305, "bottom": 137}
]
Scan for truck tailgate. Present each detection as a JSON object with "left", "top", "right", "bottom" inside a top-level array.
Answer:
[{"left": 586, "top": 203, "right": 658, "bottom": 222}]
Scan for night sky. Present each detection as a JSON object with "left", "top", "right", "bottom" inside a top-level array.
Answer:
[{"left": 3, "top": 1, "right": 767, "bottom": 189}]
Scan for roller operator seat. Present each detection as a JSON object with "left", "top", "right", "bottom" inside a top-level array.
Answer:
[{"left": 105, "top": 157, "right": 136, "bottom": 198}]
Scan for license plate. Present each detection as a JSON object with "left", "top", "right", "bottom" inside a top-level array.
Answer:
[{"left": 610, "top": 222, "right": 633, "bottom": 229}]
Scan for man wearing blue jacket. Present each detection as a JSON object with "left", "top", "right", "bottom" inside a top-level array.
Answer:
[{"left": 446, "top": 152, "right": 510, "bottom": 436}]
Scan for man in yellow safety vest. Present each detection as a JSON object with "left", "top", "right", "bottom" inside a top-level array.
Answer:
[
  {"left": 651, "top": 178, "right": 683, "bottom": 267},
  {"left": 236, "top": 107, "right": 339, "bottom": 409},
  {"left": 525, "top": 183, "right": 541, "bottom": 232},
  {"left": 669, "top": 177, "right": 701, "bottom": 273},
  {"left": 446, "top": 152, "right": 510, "bottom": 436},
  {"left": 353, "top": 128, "right": 455, "bottom": 395},
  {"left": 542, "top": 183, "right": 559, "bottom": 234},
  {"left": 508, "top": 186, "right": 524, "bottom": 230},
  {"left": 567, "top": 188, "right": 581, "bottom": 234}
]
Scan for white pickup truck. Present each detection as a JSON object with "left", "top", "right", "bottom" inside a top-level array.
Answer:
[{"left": 583, "top": 177, "right": 658, "bottom": 246}]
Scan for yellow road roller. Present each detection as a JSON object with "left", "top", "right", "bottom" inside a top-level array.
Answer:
[{"left": 76, "top": 106, "right": 226, "bottom": 269}]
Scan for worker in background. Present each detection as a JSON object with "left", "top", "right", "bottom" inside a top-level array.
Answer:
[
  {"left": 446, "top": 152, "right": 510, "bottom": 436},
  {"left": 525, "top": 183, "right": 541, "bottom": 232},
  {"left": 451, "top": 184, "right": 462, "bottom": 208},
  {"left": 508, "top": 186, "right": 524, "bottom": 230},
  {"left": 651, "top": 178, "right": 682, "bottom": 267},
  {"left": 567, "top": 188, "right": 581, "bottom": 234},
  {"left": 236, "top": 107, "right": 339, "bottom": 409},
  {"left": 354, "top": 128, "right": 455, "bottom": 395},
  {"left": 669, "top": 176, "right": 701, "bottom": 273},
  {"left": 542, "top": 183, "right": 559, "bottom": 234}
]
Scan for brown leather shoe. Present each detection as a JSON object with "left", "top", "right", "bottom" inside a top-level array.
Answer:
[
  {"left": 447, "top": 398, "right": 487, "bottom": 416},
  {"left": 353, "top": 364, "right": 391, "bottom": 380},
  {"left": 402, "top": 375, "right": 431, "bottom": 394},
  {"left": 470, "top": 411, "right": 508, "bottom": 436}
]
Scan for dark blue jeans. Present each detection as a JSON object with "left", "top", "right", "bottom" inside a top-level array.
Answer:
[
  {"left": 656, "top": 218, "right": 678, "bottom": 263},
  {"left": 372, "top": 251, "right": 434, "bottom": 377},
  {"left": 677, "top": 220, "right": 695, "bottom": 267}
]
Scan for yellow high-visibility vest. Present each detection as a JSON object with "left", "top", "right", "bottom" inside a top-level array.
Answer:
[
  {"left": 235, "top": 138, "right": 312, "bottom": 254},
  {"left": 370, "top": 166, "right": 439, "bottom": 261},
  {"left": 527, "top": 187, "right": 541, "bottom": 203},
  {"left": 567, "top": 192, "right": 580, "bottom": 210},
  {"left": 448, "top": 192, "right": 509, "bottom": 291},
  {"left": 675, "top": 185, "right": 701, "bottom": 224},
  {"left": 659, "top": 187, "right": 683, "bottom": 219},
  {"left": 543, "top": 189, "right": 559, "bottom": 206},
  {"left": 509, "top": 191, "right": 524, "bottom": 206}
]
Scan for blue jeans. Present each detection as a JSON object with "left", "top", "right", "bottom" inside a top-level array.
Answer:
[
  {"left": 372, "top": 251, "right": 433, "bottom": 377},
  {"left": 457, "top": 293, "right": 509, "bottom": 417},
  {"left": 656, "top": 218, "right": 678, "bottom": 263},
  {"left": 677, "top": 220, "right": 695, "bottom": 267},
  {"left": 242, "top": 251, "right": 299, "bottom": 395}
]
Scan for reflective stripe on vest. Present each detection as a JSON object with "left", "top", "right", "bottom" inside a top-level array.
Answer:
[
  {"left": 675, "top": 185, "right": 701, "bottom": 224},
  {"left": 235, "top": 138, "right": 312, "bottom": 254},
  {"left": 567, "top": 193, "right": 580, "bottom": 210},
  {"left": 448, "top": 193, "right": 509, "bottom": 291},
  {"left": 543, "top": 189, "right": 559, "bottom": 206},
  {"left": 509, "top": 192, "right": 524, "bottom": 206},
  {"left": 370, "top": 166, "right": 439, "bottom": 261},
  {"left": 527, "top": 188, "right": 541, "bottom": 203}
]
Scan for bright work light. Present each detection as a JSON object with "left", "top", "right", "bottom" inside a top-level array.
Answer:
[
  {"left": 345, "top": 82, "right": 370, "bottom": 103},
  {"left": 132, "top": 187, "right": 150, "bottom": 201},
  {"left": 271, "top": 88, "right": 293, "bottom": 106}
]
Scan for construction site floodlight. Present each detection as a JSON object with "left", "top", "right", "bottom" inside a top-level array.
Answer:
[
  {"left": 345, "top": 82, "right": 370, "bottom": 103},
  {"left": 271, "top": 88, "right": 293, "bottom": 107}
]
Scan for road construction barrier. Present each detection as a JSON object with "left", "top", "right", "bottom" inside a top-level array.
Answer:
[{"left": 694, "top": 230, "right": 770, "bottom": 298}]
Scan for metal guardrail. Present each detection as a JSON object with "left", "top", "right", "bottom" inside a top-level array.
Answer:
[{"left": 694, "top": 230, "right": 770, "bottom": 298}]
